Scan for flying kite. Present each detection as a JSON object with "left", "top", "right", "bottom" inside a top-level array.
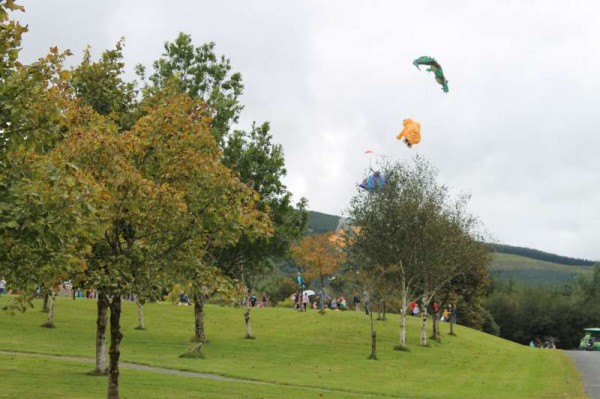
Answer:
[
  {"left": 413, "top": 56, "right": 449, "bottom": 93},
  {"left": 396, "top": 118, "right": 421, "bottom": 148},
  {"left": 359, "top": 171, "right": 386, "bottom": 192}
]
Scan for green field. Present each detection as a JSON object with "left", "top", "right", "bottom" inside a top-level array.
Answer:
[
  {"left": 490, "top": 253, "right": 593, "bottom": 285},
  {"left": 0, "top": 296, "right": 586, "bottom": 398}
]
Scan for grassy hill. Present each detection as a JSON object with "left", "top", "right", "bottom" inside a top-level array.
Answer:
[
  {"left": 0, "top": 296, "right": 586, "bottom": 398},
  {"left": 490, "top": 253, "right": 594, "bottom": 285}
]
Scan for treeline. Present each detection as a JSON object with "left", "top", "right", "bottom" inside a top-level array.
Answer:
[
  {"left": 487, "top": 244, "right": 596, "bottom": 266},
  {"left": 483, "top": 266, "right": 600, "bottom": 348}
]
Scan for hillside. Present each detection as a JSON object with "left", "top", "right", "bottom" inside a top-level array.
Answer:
[
  {"left": 490, "top": 253, "right": 593, "bottom": 285},
  {"left": 0, "top": 296, "right": 586, "bottom": 398},
  {"left": 307, "top": 210, "right": 597, "bottom": 285},
  {"left": 306, "top": 210, "right": 341, "bottom": 233}
]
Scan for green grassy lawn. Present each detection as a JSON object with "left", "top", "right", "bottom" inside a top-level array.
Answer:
[{"left": 0, "top": 295, "right": 586, "bottom": 398}]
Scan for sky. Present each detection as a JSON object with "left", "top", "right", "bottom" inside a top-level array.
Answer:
[{"left": 13, "top": 1, "right": 600, "bottom": 260}]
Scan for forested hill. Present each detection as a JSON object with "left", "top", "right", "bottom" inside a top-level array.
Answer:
[
  {"left": 307, "top": 211, "right": 598, "bottom": 266},
  {"left": 306, "top": 211, "right": 341, "bottom": 234}
]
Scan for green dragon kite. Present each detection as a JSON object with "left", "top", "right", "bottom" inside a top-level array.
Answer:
[{"left": 413, "top": 56, "right": 449, "bottom": 93}]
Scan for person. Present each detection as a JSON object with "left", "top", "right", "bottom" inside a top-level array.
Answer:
[
  {"left": 318, "top": 288, "right": 328, "bottom": 310},
  {"left": 330, "top": 297, "right": 338, "bottom": 310},
  {"left": 338, "top": 295, "right": 347, "bottom": 310},
  {"left": 353, "top": 295, "right": 361, "bottom": 312},
  {"left": 312, "top": 301, "right": 317, "bottom": 309},
  {"left": 529, "top": 340, "right": 536, "bottom": 348},
  {"left": 409, "top": 301, "right": 416, "bottom": 316},
  {"left": 179, "top": 291, "right": 190, "bottom": 306},
  {"left": 363, "top": 290, "right": 370, "bottom": 315},
  {"left": 250, "top": 293, "right": 257, "bottom": 307},
  {"left": 441, "top": 307, "right": 449, "bottom": 322},
  {"left": 291, "top": 292, "right": 297, "bottom": 306},
  {"left": 449, "top": 303, "right": 457, "bottom": 324},
  {"left": 0, "top": 277, "right": 5, "bottom": 296},
  {"left": 302, "top": 291, "right": 309, "bottom": 311},
  {"left": 412, "top": 303, "right": 420, "bottom": 317}
]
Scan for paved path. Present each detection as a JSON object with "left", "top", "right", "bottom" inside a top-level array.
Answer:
[{"left": 568, "top": 350, "right": 600, "bottom": 399}]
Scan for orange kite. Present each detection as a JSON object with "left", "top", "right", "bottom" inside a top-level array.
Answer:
[{"left": 396, "top": 118, "right": 421, "bottom": 148}]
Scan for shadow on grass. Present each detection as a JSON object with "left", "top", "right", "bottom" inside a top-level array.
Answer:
[
  {"left": 179, "top": 351, "right": 206, "bottom": 359},
  {"left": 393, "top": 345, "right": 411, "bottom": 352}
]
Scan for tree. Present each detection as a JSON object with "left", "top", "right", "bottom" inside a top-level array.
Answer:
[
  {"left": 291, "top": 233, "right": 345, "bottom": 293},
  {"left": 69, "top": 39, "right": 140, "bottom": 373},
  {"left": 348, "top": 158, "right": 428, "bottom": 350},
  {"left": 347, "top": 157, "right": 490, "bottom": 348},
  {"left": 387, "top": 160, "right": 490, "bottom": 347},
  {"left": 139, "top": 33, "right": 243, "bottom": 146},
  {"left": 0, "top": 3, "right": 101, "bottom": 325},
  {"left": 141, "top": 33, "right": 307, "bottom": 340},
  {"left": 70, "top": 39, "right": 137, "bottom": 132},
  {"left": 56, "top": 93, "right": 271, "bottom": 398}
]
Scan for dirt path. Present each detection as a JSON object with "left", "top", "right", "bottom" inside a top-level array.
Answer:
[
  {"left": 568, "top": 350, "right": 600, "bottom": 399},
  {"left": 0, "top": 350, "right": 394, "bottom": 398}
]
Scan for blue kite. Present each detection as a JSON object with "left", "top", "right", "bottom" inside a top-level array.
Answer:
[{"left": 359, "top": 171, "right": 386, "bottom": 192}]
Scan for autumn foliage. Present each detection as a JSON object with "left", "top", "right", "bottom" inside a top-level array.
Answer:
[{"left": 290, "top": 233, "right": 345, "bottom": 288}]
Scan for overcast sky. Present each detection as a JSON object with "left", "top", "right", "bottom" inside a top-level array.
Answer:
[{"left": 14, "top": 1, "right": 600, "bottom": 260}]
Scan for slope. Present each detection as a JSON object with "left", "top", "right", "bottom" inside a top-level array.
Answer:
[{"left": 0, "top": 296, "right": 585, "bottom": 399}]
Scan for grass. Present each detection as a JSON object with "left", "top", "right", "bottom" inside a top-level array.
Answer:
[{"left": 0, "top": 295, "right": 586, "bottom": 398}]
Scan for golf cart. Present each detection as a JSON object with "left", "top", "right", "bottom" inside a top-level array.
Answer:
[{"left": 579, "top": 328, "right": 600, "bottom": 351}]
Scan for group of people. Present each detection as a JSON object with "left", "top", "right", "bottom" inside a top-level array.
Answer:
[
  {"left": 409, "top": 301, "right": 456, "bottom": 322},
  {"left": 249, "top": 293, "right": 268, "bottom": 308},
  {"left": 292, "top": 290, "right": 351, "bottom": 311}
]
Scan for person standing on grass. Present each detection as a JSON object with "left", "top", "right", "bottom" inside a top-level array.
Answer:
[
  {"left": 353, "top": 295, "right": 361, "bottom": 312},
  {"left": 412, "top": 303, "right": 420, "bottom": 317},
  {"left": 319, "top": 288, "right": 328, "bottom": 310},
  {"left": 0, "top": 277, "right": 5, "bottom": 295},
  {"left": 302, "top": 291, "right": 309, "bottom": 311}
]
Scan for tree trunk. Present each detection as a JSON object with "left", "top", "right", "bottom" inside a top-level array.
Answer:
[
  {"left": 431, "top": 310, "right": 439, "bottom": 340},
  {"left": 369, "top": 302, "right": 377, "bottom": 359},
  {"left": 449, "top": 305, "right": 457, "bottom": 335},
  {"left": 244, "top": 307, "right": 253, "bottom": 339},
  {"left": 41, "top": 291, "right": 56, "bottom": 328},
  {"left": 95, "top": 292, "right": 109, "bottom": 375},
  {"left": 135, "top": 299, "right": 145, "bottom": 330},
  {"left": 398, "top": 288, "right": 408, "bottom": 349},
  {"left": 382, "top": 300, "right": 387, "bottom": 321},
  {"left": 420, "top": 302, "right": 429, "bottom": 346},
  {"left": 108, "top": 296, "right": 123, "bottom": 399},
  {"left": 376, "top": 300, "right": 382, "bottom": 320},
  {"left": 193, "top": 293, "right": 206, "bottom": 345}
]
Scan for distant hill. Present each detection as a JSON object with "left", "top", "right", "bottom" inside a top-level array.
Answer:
[
  {"left": 490, "top": 253, "right": 593, "bottom": 285},
  {"left": 487, "top": 243, "right": 595, "bottom": 266},
  {"left": 307, "top": 210, "right": 598, "bottom": 285},
  {"left": 306, "top": 210, "right": 341, "bottom": 234}
]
